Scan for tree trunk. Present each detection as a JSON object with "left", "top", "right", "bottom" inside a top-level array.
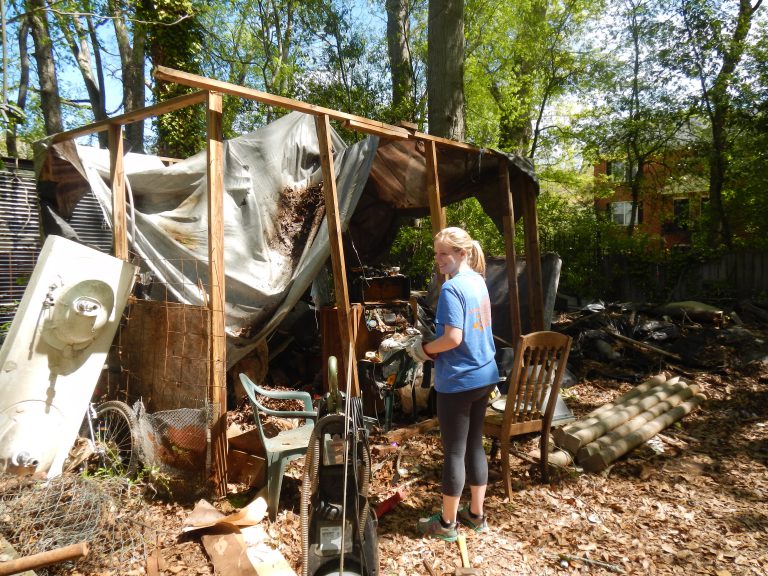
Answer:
[
  {"left": 686, "top": 0, "right": 761, "bottom": 248},
  {"left": 27, "top": 0, "right": 63, "bottom": 134},
  {"left": 113, "top": 0, "right": 145, "bottom": 152},
  {"left": 58, "top": 13, "right": 108, "bottom": 147},
  {"left": 427, "top": 0, "right": 464, "bottom": 140},
  {"left": 6, "top": 20, "right": 30, "bottom": 156},
  {"left": 386, "top": 0, "right": 414, "bottom": 118}
]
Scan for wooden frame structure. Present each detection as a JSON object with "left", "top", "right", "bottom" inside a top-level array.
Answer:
[{"left": 48, "top": 67, "right": 545, "bottom": 496}]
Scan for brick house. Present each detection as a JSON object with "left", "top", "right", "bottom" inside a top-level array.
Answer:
[{"left": 593, "top": 156, "right": 709, "bottom": 251}]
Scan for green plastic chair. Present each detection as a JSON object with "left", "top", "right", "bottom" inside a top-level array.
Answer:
[{"left": 238, "top": 373, "right": 317, "bottom": 520}]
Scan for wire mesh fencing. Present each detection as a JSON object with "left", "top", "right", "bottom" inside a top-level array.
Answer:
[{"left": 0, "top": 473, "right": 155, "bottom": 574}]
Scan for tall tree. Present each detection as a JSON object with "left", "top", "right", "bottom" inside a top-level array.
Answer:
[
  {"left": 4, "top": 16, "right": 29, "bottom": 156},
  {"left": 386, "top": 0, "right": 415, "bottom": 119},
  {"left": 427, "top": 0, "right": 464, "bottom": 139},
  {"left": 27, "top": 0, "right": 63, "bottom": 134},
  {"left": 675, "top": 0, "right": 764, "bottom": 247},
  {"left": 55, "top": 1, "right": 108, "bottom": 147},
  {"left": 464, "top": 0, "right": 602, "bottom": 158},
  {"left": 603, "top": 0, "right": 689, "bottom": 235}
]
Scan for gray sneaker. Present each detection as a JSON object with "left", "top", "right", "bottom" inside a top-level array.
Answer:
[
  {"left": 458, "top": 507, "right": 488, "bottom": 532},
  {"left": 417, "top": 512, "right": 459, "bottom": 541}
]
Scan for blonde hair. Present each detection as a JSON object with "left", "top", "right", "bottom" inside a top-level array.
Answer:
[{"left": 434, "top": 226, "right": 487, "bottom": 276}]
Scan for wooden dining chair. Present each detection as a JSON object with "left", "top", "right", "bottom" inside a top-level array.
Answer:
[{"left": 484, "top": 331, "right": 573, "bottom": 496}]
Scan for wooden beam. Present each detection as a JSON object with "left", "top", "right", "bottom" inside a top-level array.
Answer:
[
  {"left": 108, "top": 124, "right": 128, "bottom": 261},
  {"left": 315, "top": 113, "right": 359, "bottom": 397},
  {"left": 155, "top": 66, "right": 402, "bottom": 138},
  {"left": 424, "top": 140, "right": 446, "bottom": 286},
  {"left": 50, "top": 90, "right": 208, "bottom": 143},
  {"left": 343, "top": 118, "right": 410, "bottom": 139},
  {"left": 521, "top": 179, "right": 545, "bottom": 331},
  {"left": 207, "top": 91, "right": 228, "bottom": 496},
  {"left": 413, "top": 130, "right": 488, "bottom": 153},
  {"left": 499, "top": 157, "right": 522, "bottom": 346}
]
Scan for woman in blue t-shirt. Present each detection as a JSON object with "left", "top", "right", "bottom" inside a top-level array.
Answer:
[{"left": 407, "top": 227, "right": 498, "bottom": 541}]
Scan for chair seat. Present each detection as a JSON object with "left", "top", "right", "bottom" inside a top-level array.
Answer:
[
  {"left": 263, "top": 424, "right": 314, "bottom": 455},
  {"left": 484, "top": 406, "right": 545, "bottom": 437}
]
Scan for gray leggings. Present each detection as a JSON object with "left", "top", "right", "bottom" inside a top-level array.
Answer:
[{"left": 436, "top": 384, "right": 494, "bottom": 497}]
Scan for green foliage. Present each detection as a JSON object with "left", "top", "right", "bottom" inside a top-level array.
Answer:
[
  {"left": 147, "top": 0, "right": 207, "bottom": 157},
  {"left": 387, "top": 217, "right": 434, "bottom": 290},
  {"left": 386, "top": 198, "right": 504, "bottom": 290},
  {"left": 446, "top": 198, "right": 505, "bottom": 257}
]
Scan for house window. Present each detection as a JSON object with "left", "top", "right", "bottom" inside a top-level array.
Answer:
[
  {"left": 673, "top": 198, "right": 690, "bottom": 230},
  {"left": 606, "top": 161, "right": 626, "bottom": 180},
  {"left": 609, "top": 201, "right": 643, "bottom": 226}
]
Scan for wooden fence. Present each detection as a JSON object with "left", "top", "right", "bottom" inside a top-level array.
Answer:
[{"left": 541, "top": 231, "right": 768, "bottom": 303}]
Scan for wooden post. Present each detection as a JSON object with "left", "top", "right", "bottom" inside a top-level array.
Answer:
[
  {"left": 108, "top": 124, "right": 128, "bottom": 261},
  {"left": 424, "top": 139, "right": 446, "bottom": 285},
  {"left": 315, "top": 114, "right": 359, "bottom": 397},
  {"left": 499, "top": 156, "right": 522, "bottom": 346},
  {"left": 521, "top": 179, "right": 544, "bottom": 331},
  {"left": 207, "top": 91, "right": 228, "bottom": 496}
]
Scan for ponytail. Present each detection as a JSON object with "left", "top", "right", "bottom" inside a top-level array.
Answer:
[{"left": 469, "top": 240, "right": 486, "bottom": 276}]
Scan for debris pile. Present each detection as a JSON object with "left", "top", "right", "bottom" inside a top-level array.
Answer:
[{"left": 0, "top": 473, "right": 152, "bottom": 574}]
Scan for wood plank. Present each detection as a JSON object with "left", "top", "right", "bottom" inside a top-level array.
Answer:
[
  {"left": 50, "top": 90, "right": 207, "bottom": 143},
  {"left": 155, "top": 66, "right": 402, "bottom": 136},
  {"left": 343, "top": 118, "right": 410, "bottom": 139},
  {"left": 424, "top": 140, "right": 446, "bottom": 287},
  {"left": 207, "top": 91, "right": 228, "bottom": 496},
  {"left": 413, "top": 130, "right": 490, "bottom": 153},
  {"left": 108, "top": 124, "right": 128, "bottom": 261},
  {"left": 227, "top": 449, "right": 266, "bottom": 487},
  {"left": 499, "top": 157, "right": 522, "bottom": 346},
  {"left": 315, "top": 114, "right": 359, "bottom": 397},
  {"left": 521, "top": 179, "right": 544, "bottom": 331}
]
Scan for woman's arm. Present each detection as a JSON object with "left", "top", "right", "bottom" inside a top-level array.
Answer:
[{"left": 423, "top": 325, "right": 463, "bottom": 356}]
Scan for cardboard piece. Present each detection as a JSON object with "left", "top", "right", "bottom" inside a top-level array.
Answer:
[{"left": 182, "top": 497, "right": 268, "bottom": 533}]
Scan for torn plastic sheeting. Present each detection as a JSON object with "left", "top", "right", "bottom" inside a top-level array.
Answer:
[{"left": 48, "top": 112, "right": 378, "bottom": 368}]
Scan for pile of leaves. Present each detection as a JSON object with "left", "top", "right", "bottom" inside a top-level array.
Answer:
[{"left": 56, "top": 316, "right": 767, "bottom": 575}]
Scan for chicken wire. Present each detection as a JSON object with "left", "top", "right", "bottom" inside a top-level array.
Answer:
[{"left": 0, "top": 473, "right": 153, "bottom": 574}]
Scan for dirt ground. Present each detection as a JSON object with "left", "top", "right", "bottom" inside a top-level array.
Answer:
[{"left": 31, "top": 316, "right": 768, "bottom": 576}]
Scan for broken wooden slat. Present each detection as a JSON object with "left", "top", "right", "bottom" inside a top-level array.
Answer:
[
  {"left": 108, "top": 124, "right": 128, "bottom": 261},
  {"left": 607, "top": 331, "right": 682, "bottom": 361},
  {"left": 385, "top": 417, "right": 440, "bottom": 444}
]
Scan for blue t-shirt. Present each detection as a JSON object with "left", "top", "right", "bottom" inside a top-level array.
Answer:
[{"left": 434, "top": 270, "right": 498, "bottom": 393}]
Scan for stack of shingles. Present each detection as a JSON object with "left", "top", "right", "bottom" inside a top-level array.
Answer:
[{"left": 553, "top": 372, "right": 706, "bottom": 472}]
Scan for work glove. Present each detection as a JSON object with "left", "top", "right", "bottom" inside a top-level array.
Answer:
[{"left": 406, "top": 335, "right": 434, "bottom": 363}]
